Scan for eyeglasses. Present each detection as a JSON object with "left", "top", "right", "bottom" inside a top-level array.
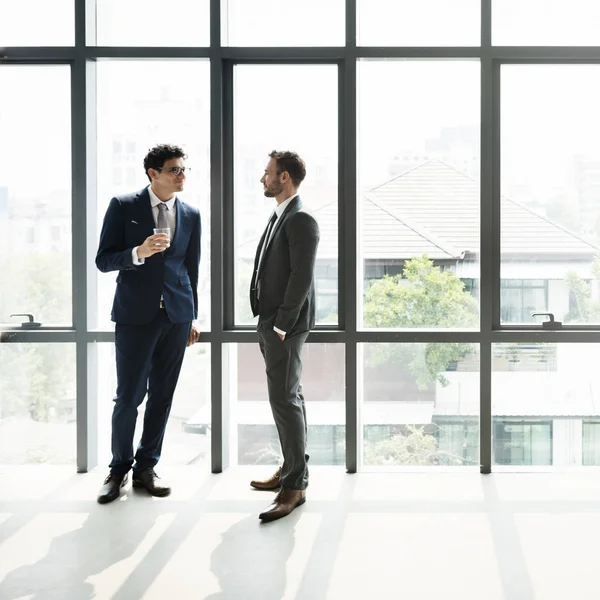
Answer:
[{"left": 156, "top": 166, "right": 190, "bottom": 176}]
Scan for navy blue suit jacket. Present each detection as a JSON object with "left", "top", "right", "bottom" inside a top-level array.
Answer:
[{"left": 96, "top": 188, "right": 201, "bottom": 326}]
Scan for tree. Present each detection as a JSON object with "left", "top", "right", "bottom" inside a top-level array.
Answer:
[
  {"left": 364, "top": 424, "right": 474, "bottom": 466},
  {"left": 0, "top": 251, "right": 72, "bottom": 422},
  {"left": 363, "top": 254, "right": 478, "bottom": 389},
  {"left": 565, "top": 254, "right": 600, "bottom": 323}
]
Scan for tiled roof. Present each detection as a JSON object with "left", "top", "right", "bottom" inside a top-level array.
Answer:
[
  {"left": 361, "top": 160, "right": 598, "bottom": 259},
  {"left": 240, "top": 160, "right": 600, "bottom": 261}
]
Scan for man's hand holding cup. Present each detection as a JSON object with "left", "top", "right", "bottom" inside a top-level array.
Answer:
[{"left": 137, "top": 228, "right": 171, "bottom": 259}]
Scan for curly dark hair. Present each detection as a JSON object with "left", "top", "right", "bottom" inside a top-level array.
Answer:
[
  {"left": 143, "top": 144, "right": 187, "bottom": 181},
  {"left": 269, "top": 150, "right": 306, "bottom": 187}
]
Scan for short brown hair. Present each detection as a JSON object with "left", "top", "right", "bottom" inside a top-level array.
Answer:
[{"left": 269, "top": 150, "right": 306, "bottom": 187}]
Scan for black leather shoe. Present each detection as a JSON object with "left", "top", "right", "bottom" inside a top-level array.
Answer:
[
  {"left": 132, "top": 468, "right": 171, "bottom": 497},
  {"left": 97, "top": 472, "right": 128, "bottom": 504}
]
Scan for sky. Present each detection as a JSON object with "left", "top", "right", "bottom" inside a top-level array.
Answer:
[
  {"left": 3, "top": 58, "right": 600, "bottom": 229},
  {"left": 3, "top": 1, "right": 600, "bottom": 46},
  {"left": 3, "top": 3, "right": 600, "bottom": 233}
]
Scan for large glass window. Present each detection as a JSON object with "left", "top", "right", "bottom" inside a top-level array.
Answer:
[
  {"left": 233, "top": 65, "right": 338, "bottom": 326},
  {"left": 0, "top": 0, "right": 74, "bottom": 46},
  {"left": 358, "top": 61, "right": 480, "bottom": 330},
  {"left": 493, "top": 0, "right": 600, "bottom": 46},
  {"left": 96, "top": 343, "right": 211, "bottom": 468},
  {"left": 95, "top": 61, "right": 211, "bottom": 331},
  {"left": 228, "top": 343, "right": 345, "bottom": 466},
  {"left": 11, "top": 2, "right": 600, "bottom": 478},
  {"left": 501, "top": 65, "right": 600, "bottom": 326},
  {"left": 0, "top": 66, "right": 72, "bottom": 326},
  {"left": 493, "top": 421, "right": 552, "bottom": 466},
  {"left": 501, "top": 280, "right": 548, "bottom": 325},
  {"left": 357, "top": 0, "right": 480, "bottom": 47},
  {"left": 0, "top": 344, "right": 75, "bottom": 465},
  {"left": 95, "top": 0, "right": 210, "bottom": 46},
  {"left": 221, "top": 0, "right": 345, "bottom": 46},
  {"left": 492, "top": 343, "right": 600, "bottom": 466},
  {"left": 583, "top": 422, "right": 600, "bottom": 465},
  {"left": 362, "top": 343, "right": 480, "bottom": 467}
]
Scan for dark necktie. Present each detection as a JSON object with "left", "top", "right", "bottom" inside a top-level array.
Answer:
[{"left": 257, "top": 211, "right": 277, "bottom": 273}]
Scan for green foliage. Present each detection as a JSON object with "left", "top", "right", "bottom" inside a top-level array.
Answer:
[
  {"left": 0, "top": 343, "right": 74, "bottom": 423},
  {"left": 364, "top": 425, "right": 471, "bottom": 466},
  {"left": 363, "top": 255, "right": 478, "bottom": 389},
  {"left": 0, "top": 252, "right": 72, "bottom": 422},
  {"left": 565, "top": 255, "right": 600, "bottom": 323},
  {"left": 364, "top": 425, "right": 438, "bottom": 465},
  {"left": 0, "top": 252, "right": 71, "bottom": 325},
  {"left": 364, "top": 255, "right": 478, "bottom": 329}
]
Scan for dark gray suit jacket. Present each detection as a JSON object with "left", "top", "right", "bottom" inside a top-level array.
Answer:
[{"left": 250, "top": 196, "right": 320, "bottom": 335}]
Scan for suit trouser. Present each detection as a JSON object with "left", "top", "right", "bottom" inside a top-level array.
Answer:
[
  {"left": 257, "top": 317, "right": 309, "bottom": 490},
  {"left": 109, "top": 309, "right": 191, "bottom": 476}
]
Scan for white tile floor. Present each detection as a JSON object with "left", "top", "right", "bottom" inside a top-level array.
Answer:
[{"left": 1, "top": 466, "right": 600, "bottom": 599}]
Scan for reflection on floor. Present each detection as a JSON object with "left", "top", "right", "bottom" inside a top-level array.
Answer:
[{"left": 1, "top": 466, "right": 600, "bottom": 599}]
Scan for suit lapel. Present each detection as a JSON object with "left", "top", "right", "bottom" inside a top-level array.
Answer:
[
  {"left": 265, "top": 195, "right": 301, "bottom": 253},
  {"left": 136, "top": 189, "right": 186, "bottom": 255},
  {"left": 256, "top": 196, "right": 301, "bottom": 280},
  {"left": 253, "top": 221, "right": 270, "bottom": 272},
  {"left": 251, "top": 222, "right": 269, "bottom": 295},
  {"left": 135, "top": 188, "right": 155, "bottom": 234},
  {"left": 171, "top": 197, "right": 184, "bottom": 248}
]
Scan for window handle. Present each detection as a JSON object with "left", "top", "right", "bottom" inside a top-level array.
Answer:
[
  {"left": 531, "top": 312, "right": 562, "bottom": 330},
  {"left": 9, "top": 313, "right": 42, "bottom": 329}
]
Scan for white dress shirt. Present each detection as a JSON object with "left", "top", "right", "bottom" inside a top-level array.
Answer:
[
  {"left": 132, "top": 186, "right": 177, "bottom": 265},
  {"left": 129, "top": 186, "right": 196, "bottom": 329},
  {"left": 270, "top": 194, "right": 298, "bottom": 338}
]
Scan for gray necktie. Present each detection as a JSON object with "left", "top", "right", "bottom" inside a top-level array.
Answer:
[{"left": 157, "top": 203, "right": 168, "bottom": 231}]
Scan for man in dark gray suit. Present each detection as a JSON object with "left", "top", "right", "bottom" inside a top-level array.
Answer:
[{"left": 249, "top": 150, "right": 320, "bottom": 522}]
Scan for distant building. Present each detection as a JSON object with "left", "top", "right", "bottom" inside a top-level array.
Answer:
[{"left": 224, "top": 160, "right": 600, "bottom": 468}]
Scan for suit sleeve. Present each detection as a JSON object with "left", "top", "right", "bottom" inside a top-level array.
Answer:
[
  {"left": 95, "top": 197, "right": 138, "bottom": 273},
  {"left": 274, "top": 212, "right": 320, "bottom": 333},
  {"left": 184, "top": 209, "right": 201, "bottom": 320}
]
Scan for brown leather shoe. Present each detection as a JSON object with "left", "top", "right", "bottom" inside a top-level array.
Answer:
[
  {"left": 250, "top": 467, "right": 282, "bottom": 490},
  {"left": 132, "top": 468, "right": 171, "bottom": 497},
  {"left": 250, "top": 467, "right": 309, "bottom": 491},
  {"left": 259, "top": 488, "right": 306, "bottom": 522},
  {"left": 97, "top": 472, "right": 128, "bottom": 504}
]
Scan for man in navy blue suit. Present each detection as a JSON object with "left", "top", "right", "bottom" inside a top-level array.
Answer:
[{"left": 95, "top": 144, "right": 201, "bottom": 504}]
